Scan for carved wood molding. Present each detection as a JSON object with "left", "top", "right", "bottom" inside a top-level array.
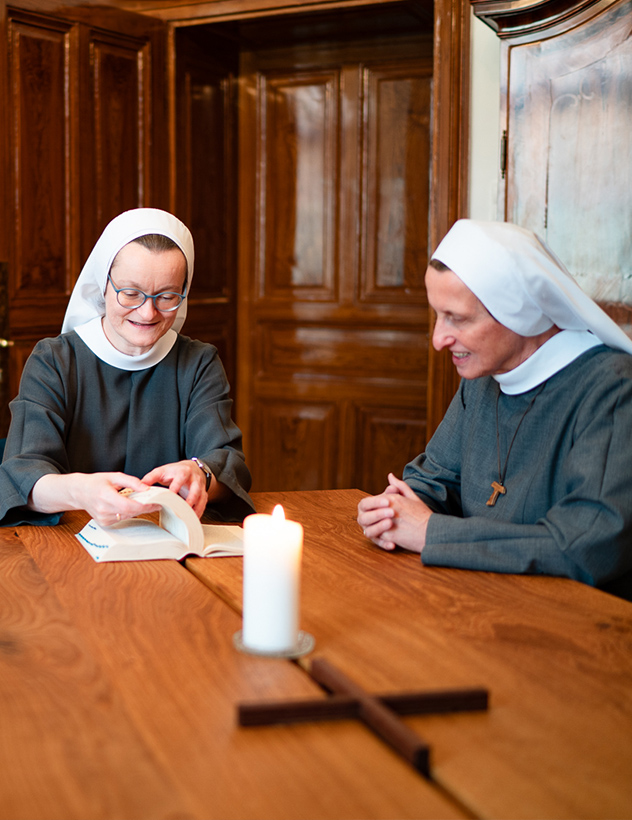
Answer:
[{"left": 470, "top": 0, "right": 605, "bottom": 36}]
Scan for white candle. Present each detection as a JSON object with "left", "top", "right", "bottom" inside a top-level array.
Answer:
[{"left": 242, "top": 505, "right": 304, "bottom": 654}]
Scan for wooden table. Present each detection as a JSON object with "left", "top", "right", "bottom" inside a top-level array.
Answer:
[
  {"left": 2, "top": 490, "right": 631, "bottom": 819},
  {"left": 188, "top": 490, "right": 632, "bottom": 820}
]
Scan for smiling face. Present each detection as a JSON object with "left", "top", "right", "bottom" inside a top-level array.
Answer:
[
  {"left": 425, "top": 263, "right": 545, "bottom": 379},
  {"left": 102, "top": 240, "right": 187, "bottom": 356}
]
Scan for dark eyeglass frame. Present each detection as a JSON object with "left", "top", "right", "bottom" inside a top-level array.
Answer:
[{"left": 107, "top": 273, "right": 187, "bottom": 312}]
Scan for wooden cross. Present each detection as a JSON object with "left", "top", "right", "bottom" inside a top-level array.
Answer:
[
  {"left": 238, "top": 658, "right": 488, "bottom": 777},
  {"left": 486, "top": 480, "right": 506, "bottom": 506}
]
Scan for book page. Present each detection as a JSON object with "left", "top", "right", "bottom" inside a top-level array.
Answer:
[
  {"left": 130, "top": 487, "right": 204, "bottom": 554},
  {"left": 201, "top": 524, "right": 244, "bottom": 556}
]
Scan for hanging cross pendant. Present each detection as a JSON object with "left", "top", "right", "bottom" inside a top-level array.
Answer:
[{"left": 486, "top": 480, "right": 506, "bottom": 506}]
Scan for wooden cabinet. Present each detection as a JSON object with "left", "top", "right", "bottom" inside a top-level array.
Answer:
[
  {"left": 472, "top": 0, "right": 632, "bottom": 331},
  {"left": 0, "top": 3, "right": 168, "bottom": 429}
]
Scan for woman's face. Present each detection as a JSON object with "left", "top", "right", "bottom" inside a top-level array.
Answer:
[
  {"left": 425, "top": 264, "right": 538, "bottom": 379},
  {"left": 102, "top": 241, "right": 187, "bottom": 356}
]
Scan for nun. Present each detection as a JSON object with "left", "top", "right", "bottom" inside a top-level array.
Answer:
[
  {"left": 358, "top": 219, "right": 632, "bottom": 599},
  {"left": 0, "top": 208, "right": 254, "bottom": 527}
]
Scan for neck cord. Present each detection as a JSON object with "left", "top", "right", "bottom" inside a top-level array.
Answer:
[{"left": 487, "top": 382, "right": 547, "bottom": 506}]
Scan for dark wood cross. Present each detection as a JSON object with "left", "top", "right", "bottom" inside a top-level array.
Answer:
[
  {"left": 238, "top": 657, "right": 488, "bottom": 777},
  {"left": 486, "top": 480, "right": 506, "bottom": 506}
]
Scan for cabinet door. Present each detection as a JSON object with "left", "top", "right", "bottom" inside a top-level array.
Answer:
[
  {"left": 485, "top": 0, "right": 632, "bottom": 330},
  {"left": 1, "top": 4, "right": 167, "bottom": 432}
]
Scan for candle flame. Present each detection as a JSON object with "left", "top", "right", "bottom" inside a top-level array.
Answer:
[{"left": 272, "top": 504, "right": 285, "bottom": 521}]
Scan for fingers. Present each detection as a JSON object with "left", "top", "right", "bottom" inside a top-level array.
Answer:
[
  {"left": 94, "top": 494, "right": 160, "bottom": 528},
  {"left": 357, "top": 493, "right": 392, "bottom": 513},
  {"left": 110, "top": 473, "right": 151, "bottom": 494},
  {"left": 374, "top": 537, "right": 397, "bottom": 551},
  {"left": 141, "top": 461, "right": 206, "bottom": 516},
  {"left": 387, "top": 473, "right": 417, "bottom": 499}
]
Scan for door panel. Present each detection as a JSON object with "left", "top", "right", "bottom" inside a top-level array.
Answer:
[
  {"left": 362, "top": 62, "right": 432, "bottom": 301},
  {"left": 252, "top": 399, "right": 339, "bottom": 491},
  {"left": 89, "top": 34, "right": 152, "bottom": 234},
  {"left": 262, "top": 70, "right": 338, "bottom": 299}
]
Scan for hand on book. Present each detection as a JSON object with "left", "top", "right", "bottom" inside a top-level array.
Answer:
[
  {"left": 77, "top": 486, "right": 244, "bottom": 562},
  {"left": 29, "top": 471, "right": 162, "bottom": 527},
  {"left": 141, "top": 460, "right": 210, "bottom": 518}
]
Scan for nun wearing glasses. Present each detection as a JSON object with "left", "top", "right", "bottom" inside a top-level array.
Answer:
[{"left": 0, "top": 208, "right": 254, "bottom": 528}]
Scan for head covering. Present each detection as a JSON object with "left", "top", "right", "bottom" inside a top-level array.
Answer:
[
  {"left": 61, "top": 208, "right": 194, "bottom": 371},
  {"left": 431, "top": 219, "right": 632, "bottom": 356}
]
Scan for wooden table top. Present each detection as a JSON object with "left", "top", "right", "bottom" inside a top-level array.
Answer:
[
  {"left": 188, "top": 489, "right": 632, "bottom": 820},
  {"left": 3, "top": 489, "right": 631, "bottom": 820},
  {"left": 1, "top": 503, "right": 466, "bottom": 820}
]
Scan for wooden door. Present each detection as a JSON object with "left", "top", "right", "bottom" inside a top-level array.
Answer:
[
  {"left": 236, "top": 19, "right": 434, "bottom": 493},
  {"left": 0, "top": 2, "right": 168, "bottom": 433}
]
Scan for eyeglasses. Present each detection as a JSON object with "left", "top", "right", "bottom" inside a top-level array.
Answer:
[{"left": 107, "top": 273, "right": 187, "bottom": 312}]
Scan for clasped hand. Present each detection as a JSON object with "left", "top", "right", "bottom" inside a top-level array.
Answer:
[{"left": 356, "top": 473, "right": 431, "bottom": 553}]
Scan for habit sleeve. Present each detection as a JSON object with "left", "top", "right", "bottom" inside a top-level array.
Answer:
[{"left": 404, "top": 347, "right": 632, "bottom": 590}]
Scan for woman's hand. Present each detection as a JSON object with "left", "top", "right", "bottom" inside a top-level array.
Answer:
[
  {"left": 357, "top": 473, "right": 432, "bottom": 553},
  {"left": 29, "top": 472, "right": 160, "bottom": 527},
  {"left": 141, "top": 459, "right": 230, "bottom": 519}
]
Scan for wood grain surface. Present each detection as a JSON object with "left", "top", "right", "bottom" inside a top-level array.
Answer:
[
  {"left": 187, "top": 489, "right": 632, "bottom": 820},
  {"left": 2, "top": 511, "right": 468, "bottom": 820}
]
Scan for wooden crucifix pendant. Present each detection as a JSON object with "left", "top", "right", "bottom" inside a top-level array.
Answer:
[{"left": 486, "top": 480, "right": 506, "bottom": 506}]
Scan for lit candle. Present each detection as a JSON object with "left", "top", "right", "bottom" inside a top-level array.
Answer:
[{"left": 242, "top": 505, "right": 304, "bottom": 654}]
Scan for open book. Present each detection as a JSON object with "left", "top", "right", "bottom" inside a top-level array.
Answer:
[{"left": 76, "top": 486, "right": 244, "bottom": 562}]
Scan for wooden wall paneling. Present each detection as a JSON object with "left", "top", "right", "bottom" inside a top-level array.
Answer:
[
  {"left": 112, "top": 0, "right": 421, "bottom": 21},
  {"left": 1, "top": 2, "right": 169, "bottom": 434},
  {"left": 239, "top": 50, "right": 344, "bottom": 491},
  {"left": 7, "top": 10, "right": 80, "bottom": 401}
]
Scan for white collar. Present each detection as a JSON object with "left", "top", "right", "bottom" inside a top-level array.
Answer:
[
  {"left": 74, "top": 316, "right": 177, "bottom": 371},
  {"left": 494, "top": 329, "right": 602, "bottom": 395}
]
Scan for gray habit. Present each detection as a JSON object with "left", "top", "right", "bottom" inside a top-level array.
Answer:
[
  {"left": 0, "top": 331, "right": 255, "bottom": 525},
  {"left": 404, "top": 345, "right": 632, "bottom": 598}
]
